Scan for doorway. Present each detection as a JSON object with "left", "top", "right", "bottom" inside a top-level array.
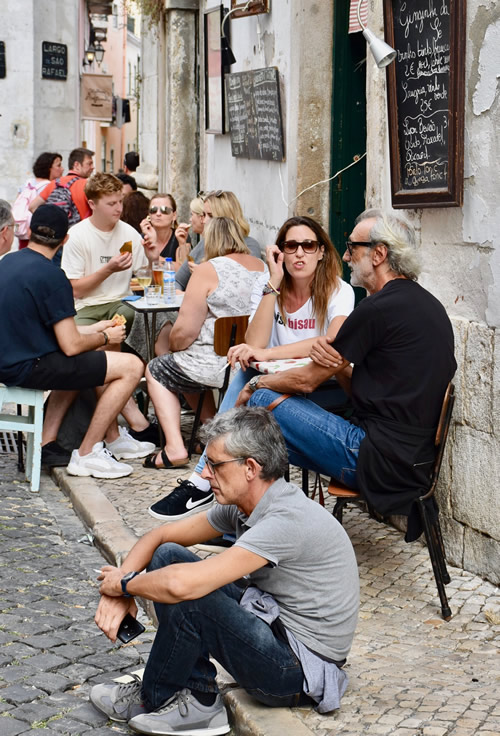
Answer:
[{"left": 329, "top": 2, "right": 367, "bottom": 299}]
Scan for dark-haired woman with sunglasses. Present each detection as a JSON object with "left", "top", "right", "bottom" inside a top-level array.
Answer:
[
  {"left": 147, "top": 215, "right": 354, "bottom": 522},
  {"left": 140, "top": 193, "right": 191, "bottom": 270}
]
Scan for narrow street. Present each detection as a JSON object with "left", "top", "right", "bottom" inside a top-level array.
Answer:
[{"left": 0, "top": 454, "right": 154, "bottom": 736}]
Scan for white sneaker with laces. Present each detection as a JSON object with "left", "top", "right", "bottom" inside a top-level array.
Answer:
[
  {"left": 105, "top": 427, "right": 155, "bottom": 459},
  {"left": 67, "top": 442, "right": 133, "bottom": 479}
]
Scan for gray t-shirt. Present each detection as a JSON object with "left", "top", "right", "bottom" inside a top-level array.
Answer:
[
  {"left": 207, "top": 478, "right": 359, "bottom": 661},
  {"left": 175, "top": 235, "right": 263, "bottom": 291}
]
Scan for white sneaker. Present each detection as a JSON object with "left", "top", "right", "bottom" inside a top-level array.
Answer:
[
  {"left": 105, "top": 427, "right": 155, "bottom": 459},
  {"left": 67, "top": 442, "right": 133, "bottom": 479}
]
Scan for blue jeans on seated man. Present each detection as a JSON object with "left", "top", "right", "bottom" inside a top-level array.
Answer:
[
  {"left": 194, "top": 368, "right": 351, "bottom": 477},
  {"left": 248, "top": 389, "right": 365, "bottom": 488},
  {"left": 142, "top": 543, "right": 306, "bottom": 709}
]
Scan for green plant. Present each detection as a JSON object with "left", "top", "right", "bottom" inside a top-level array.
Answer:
[{"left": 127, "top": 0, "right": 164, "bottom": 29}]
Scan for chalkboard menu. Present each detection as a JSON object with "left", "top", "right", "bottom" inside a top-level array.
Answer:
[
  {"left": 226, "top": 67, "right": 285, "bottom": 161},
  {"left": 383, "top": 0, "right": 465, "bottom": 208},
  {"left": 41, "top": 42, "right": 67, "bottom": 80}
]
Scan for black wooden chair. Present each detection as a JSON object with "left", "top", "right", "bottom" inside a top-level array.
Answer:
[
  {"left": 327, "top": 383, "right": 455, "bottom": 620},
  {"left": 187, "top": 315, "right": 249, "bottom": 458}
]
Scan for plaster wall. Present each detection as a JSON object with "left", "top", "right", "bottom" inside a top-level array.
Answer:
[
  {"left": 366, "top": 1, "right": 500, "bottom": 583},
  {"left": 202, "top": 0, "right": 334, "bottom": 247},
  {"left": 0, "top": 0, "right": 80, "bottom": 203}
]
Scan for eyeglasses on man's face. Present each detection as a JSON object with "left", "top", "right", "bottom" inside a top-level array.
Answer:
[
  {"left": 279, "top": 240, "right": 320, "bottom": 255},
  {"left": 149, "top": 205, "right": 173, "bottom": 215},
  {"left": 205, "top": 456, "right": 246, "bottom": 474},
  {"left": 345, "top": 240, "right": 374, "bottom": 256}
]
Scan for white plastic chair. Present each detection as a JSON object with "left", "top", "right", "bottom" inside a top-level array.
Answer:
[{"left": 0, "top": 385, "right": 44, "bottom": 492}]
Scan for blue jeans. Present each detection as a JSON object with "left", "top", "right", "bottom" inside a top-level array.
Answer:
[
  {"left": 194, "top": 367, "right": 257, "bottom": 474},
  {"left": 248, "top": 389, "right": 365, "bottom": 488},
  {"left": 142, "top": 544, "right": 305, "bottom": 709}
]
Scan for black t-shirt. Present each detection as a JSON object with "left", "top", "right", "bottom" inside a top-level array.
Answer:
[
  {"left": 160, "top": 231, "right": 191, "bottom": 260},
  {"left": 333, "top": 279, "right": 456, "bottom": 515},
  {"left": 0, "top": 249, "right": 76, "bottom": 385}
]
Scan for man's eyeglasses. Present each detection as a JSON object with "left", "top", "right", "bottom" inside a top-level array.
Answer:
[
  {"left": 205, "top": 457, "right": 246, "bottom": 474},
  {"left": 345, "top": 240, "right": 374, "bottom": 256},
  {"left": 149, "top": 205, "right": 173, "bottom": 215},
  {"left": 279, "top": 240, "right": 320, "bottom": 254}
]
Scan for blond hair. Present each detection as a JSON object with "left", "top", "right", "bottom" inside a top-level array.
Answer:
[
  {"left": 204, "top": 191, "right": 250, "bottom": 238},
  {"left": 203, "top": 217, "right": 250, "bottom": 260},
  {"left": 190, "top": 197, "right": 204, "bottom": 216},
  {"left": 84, "top": 172, "right": 123, "bottom": 202}
]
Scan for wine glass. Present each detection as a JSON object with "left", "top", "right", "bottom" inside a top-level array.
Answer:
[{"left": 135, "top": 266, "right": 152, "bottom": 298}]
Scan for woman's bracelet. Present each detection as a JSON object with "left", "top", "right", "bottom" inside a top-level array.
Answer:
[{"left": 262, "top": 280, "right": 280, "bottom": 296}]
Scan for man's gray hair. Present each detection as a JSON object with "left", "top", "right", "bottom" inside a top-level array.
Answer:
[
  {"left": 0, "top": 200, "right": 13, "bottom": 230},
  {"left": 356, "top": 208, "right": 421, "bottom": 281},
  {"left": 200, "top": 406, "right": 289, "bottom": 482}
]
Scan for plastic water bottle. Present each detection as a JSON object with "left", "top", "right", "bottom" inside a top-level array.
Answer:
[{"left": 163, "top": 258, "right": 176, "bottom": 304}]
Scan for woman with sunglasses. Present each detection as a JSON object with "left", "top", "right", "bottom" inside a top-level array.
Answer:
[
  {"left": 175, "top": 190, "right": 262, "bottom": 291},
  {"left": 144, "top": 216, "right": 266, "bottom": 469},
  {"left": 140, "top": 193, "right": 190, "bottom": 269},
  {"left": 147, "top": 215, "right": 354, "bottom": 522}
]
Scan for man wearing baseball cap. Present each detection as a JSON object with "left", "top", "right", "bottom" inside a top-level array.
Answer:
[{"left": 0, "top": 204, "right": 151, "bottom": 478}]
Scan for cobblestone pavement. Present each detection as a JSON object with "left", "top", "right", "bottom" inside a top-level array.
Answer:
[
  {"left": 0, "top": 454, "right": 155, "bottom": 736},
  {"left": 3, "top": 412, "right": 500, "bottom": 736},
  {"left": 61, "top": 440, "right": 500, "bottom": 736}
]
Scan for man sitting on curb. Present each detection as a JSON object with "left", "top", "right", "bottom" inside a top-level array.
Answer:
[
  {"left": 0, "top": 204, "right": 151, "bottom": 478},
  {"left": 91, "top": 407, "right": 359, "bottom": 734},
  {"left": 239, "top": 209, "right": 457, "bottom": 524}
]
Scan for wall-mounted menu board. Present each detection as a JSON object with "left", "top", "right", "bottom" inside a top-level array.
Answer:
[
  {"left": 225, "top": 67, "right": 285, "bottom": 161},
  {"left": 383, "top": 0, "right": 466, "bottom": 208}
]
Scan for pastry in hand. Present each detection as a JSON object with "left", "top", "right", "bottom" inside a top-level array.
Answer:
[
  {"left": 120, "top": 241, "right": 133, "bottom": 254},
  {"left": 112, "top": 313, "right": 127, "bottom": 326}
]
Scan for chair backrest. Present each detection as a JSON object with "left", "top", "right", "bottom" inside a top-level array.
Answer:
[
  {"left": 213, "top": 315, "right": 249, "bottom": 357},
  {"left": 421, "top": 382, "right": 455, "bottom": 501}
]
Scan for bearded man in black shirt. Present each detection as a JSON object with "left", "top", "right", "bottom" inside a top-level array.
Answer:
[{"left": 238, "top": 208, "right": 457, "bottom": 517}]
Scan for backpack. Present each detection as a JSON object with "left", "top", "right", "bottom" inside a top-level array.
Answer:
[
  {"left": 45, "top": 176, "right": 81, "bottom": 226},
  {"left": 11, "top": 180, "right": 39, "bottom": 239}
]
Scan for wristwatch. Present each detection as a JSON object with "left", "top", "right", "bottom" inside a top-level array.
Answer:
[
  {"left": 248, "top": 375, "right": 261, "bottom": 393},
  {"left": 121, "top": 571, "right": 140, "bottom": 597}
]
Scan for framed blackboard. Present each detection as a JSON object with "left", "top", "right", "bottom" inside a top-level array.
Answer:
[
  {"left": 225, "top": 67, "right": 285, "bottom": 161},
  {"left": 383, "top": 0, "right": 466, "bottom": 208},
  {"left": 41, "top": 41, "right": 67, "bottom": 80}
]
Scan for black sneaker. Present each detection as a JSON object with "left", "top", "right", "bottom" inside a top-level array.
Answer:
[
  {"left": 148, "top": 479, "right": 214, "bottom": 521},
  {"left": 41, "top": 441, "right": 72, "bottom": 467},
  {"left": 195, "top": 537, "right": 234, "bottom": 554},
  {"left": 129, "top": 422, "right": 160, "bottom": 447}
]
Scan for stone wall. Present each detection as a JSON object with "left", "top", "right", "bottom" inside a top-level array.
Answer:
[
  {"left": 0, "top": 0, "right": 80, "bottom": 203},
  {"left": 366, "top": 1, "right": 499, "bottom": 583}
]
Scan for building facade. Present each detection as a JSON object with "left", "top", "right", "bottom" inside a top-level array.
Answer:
[{"left": 138, "top": 0, "right": 499, "bottom": 583}]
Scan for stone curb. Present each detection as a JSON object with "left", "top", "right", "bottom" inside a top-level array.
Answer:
[{"left": 51, "top": 467, "right": 315, "bottom": 736}]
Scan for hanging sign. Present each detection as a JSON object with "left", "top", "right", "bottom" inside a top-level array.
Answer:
[{"left": 81, "top": 74, "right": 113, "bottom": 121}]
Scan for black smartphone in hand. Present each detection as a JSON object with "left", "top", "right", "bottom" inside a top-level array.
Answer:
[{"left": 117, "top": 613, "right": 146, "bottom": 644}]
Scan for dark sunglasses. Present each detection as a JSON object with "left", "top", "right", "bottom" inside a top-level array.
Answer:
[
  {"left": 149, "top": 205, "right": 173, "bottom": 215},
  {"left": 203, "top": 190, "right": 223, "bottom": 200},
  {"left": 345, "top": 240, "right": 374, "bottom": 256},
  {"left": 279, "top": 240, "right": 320, "bottom": 254}
]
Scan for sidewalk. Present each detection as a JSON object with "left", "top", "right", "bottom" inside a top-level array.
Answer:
[{"left": 49, "top": 443, "right": 500, "bottom": 736}]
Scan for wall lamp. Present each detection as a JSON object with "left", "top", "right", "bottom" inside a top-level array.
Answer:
[
  {"left": 94, "top": 42, "right": 105, "bottom": 66},
  {"left": 220, "top": 0, "right": 253, "bottom": 66},
  {"left": 83, "top": 44, "right": 96, "bottom": 66},
  {"left": 357, "top": 0, "right": 396, "bottom": 68}
]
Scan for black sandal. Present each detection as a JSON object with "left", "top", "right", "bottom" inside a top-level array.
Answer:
[{"left": 143, "top": 449, "right": 189, "bottom": 470}]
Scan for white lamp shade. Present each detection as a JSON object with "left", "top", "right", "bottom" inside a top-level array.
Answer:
[{"left": 362, "top": 28, "right": 397, "bottom": 68}]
